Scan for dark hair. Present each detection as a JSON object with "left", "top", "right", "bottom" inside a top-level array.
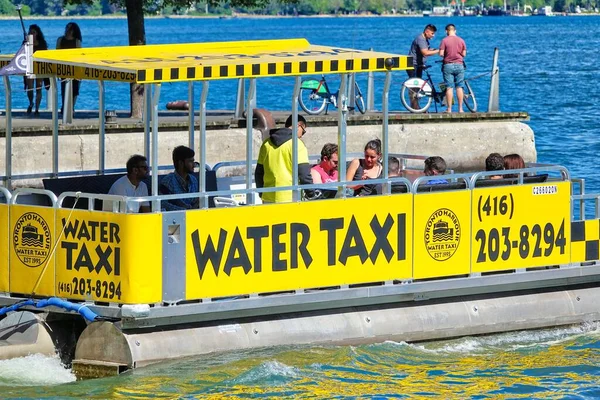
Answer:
[
  {"left": 504, "top": 154, "right": 525, "bottom": 170},
  {"left": 424, "top": 156, "right": 446, "bottom": 176},
  {"left": 485, "top": 153, "right": 505, "bottom": 172},
  {"left": 28, "top": 24, "right": 48, "bottom": 51},
  {"left": 320, "top": 143, "right": 338, "bottom": 161},
  {"left": 172, "top": 145, "right": 195, "bottom": 168},
  {"left": 364, "top": 139, "right": 381, "bottom": 155},
  {"left": 388, "top": 156, "right": 400, "bottom": 176},
  {"left": 65, "top": 22, "right": 82, "bottom": 42},
  {"left": 425, "top": 24, "right": 437, "bottom": 33},
  {"left": 126, "top": 154, "right": 147, "bottom": 174},
  {"left": 445, "top": 24, "right": 456, "bottom": 31},
  {"left": 285, "top": 114, "right": 307, "bottom": 128}
]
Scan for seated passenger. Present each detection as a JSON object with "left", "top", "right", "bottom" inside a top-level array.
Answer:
[
  {"left": 159, "top": 145, "right": 199, "bottom": 211},
  {"left": 255, "top": 115, "right": 313, "bottom": 203},
  {"left": 103, "top": 154, "right": 150, "bottom": 213},
  {"left": 346, "top": 139, "right": 382, "bottom": 196},
  {"left": 485, "top": 152, "right": 505, "bottom": 179},
  {"left": 374, "top": 156, "right": 406, "bottom": 195},
  {"left": 424, "top": 156, "right": 448, "bottom": 184},
  {"left": 311, "top": 143, "right": 339, "bottom": 199},
  {"left": 504, "top": 153, "right": 525, "bottom": 178}
]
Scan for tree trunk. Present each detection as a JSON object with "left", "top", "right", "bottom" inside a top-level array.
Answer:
[{"left": 126, "top": 0, "right": 145, "bottom": 118}]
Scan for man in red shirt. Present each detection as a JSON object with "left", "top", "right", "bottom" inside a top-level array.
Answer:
[{"left": 439, "top": 24, "right": 467, "bottom": 113}]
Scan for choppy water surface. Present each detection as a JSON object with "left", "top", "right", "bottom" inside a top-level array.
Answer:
[{"left": 0, "top": 16, "right": 599, "bottom": 397}]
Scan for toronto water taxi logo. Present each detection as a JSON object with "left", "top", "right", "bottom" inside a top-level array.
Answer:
[
  {"left": 12, "top": 212, "right": 51, "bottom": 268},
  {"left": 424, "top": 208, "right": 461, "bottom": 261}
]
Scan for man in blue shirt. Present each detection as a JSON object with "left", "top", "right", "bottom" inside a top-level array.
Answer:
[
  {"left": 159, "top": 145, "right": 199, "bottom": 211},
  {"left": 408, "top": 24, "right": 438, "bottom": 78},
  {"left": 424, "top": 156, "right": 447, "bottom": 185}
]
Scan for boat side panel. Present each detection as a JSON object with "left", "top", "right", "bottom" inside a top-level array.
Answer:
[
  {"left": 571, "top": 219, "right": 600, "bottom": 263},
  {"left": 413, "top": 190, "right": 471, "bottom": 279},
  {"left": 54, "top": 210, "right": 163, "bottom": 304},
  {"left": 9, "top": 205, "right": 56, "bottom": 296},
  {"left": 185, "top": 195, "right": 413, "bottom": 299},
  {"left": 471, "top": 181, "right": 571, "bottom": 272},
  {"left": 0, "top": 204, "right": 8, "bottom": 292}
]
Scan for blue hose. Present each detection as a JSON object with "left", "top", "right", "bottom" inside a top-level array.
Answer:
[{"left": 0, "top": 297, "right": 98, "bottom": 322}]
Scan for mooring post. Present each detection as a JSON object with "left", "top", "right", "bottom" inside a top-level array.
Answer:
[
  {"left": 488, "top": 47, "right": 500, "bottom": 112},
  {"left": 366, "top": 48, "right": 375, "bottom": 112}
]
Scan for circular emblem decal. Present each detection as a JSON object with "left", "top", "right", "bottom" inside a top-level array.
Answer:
[
  {"left": 15, "top": 54, "right": 27, "bottom": 71},
  {"left": 13, "top": 212, "right": 51, "bottom": 268},
  {"left": 424, "top": 208, "right": 460, "bottom": 261}
]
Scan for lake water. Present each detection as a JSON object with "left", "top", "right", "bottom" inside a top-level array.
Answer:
[{"left": 1, "top": 15, "right": 600, "bottom": 398}]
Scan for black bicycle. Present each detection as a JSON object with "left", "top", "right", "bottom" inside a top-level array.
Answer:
[
  {"left": 400, "top": 64, "right": 477, "bottom": 113},
  {"left": 299, "top": 74, "right": 366, "bottom": 115}
]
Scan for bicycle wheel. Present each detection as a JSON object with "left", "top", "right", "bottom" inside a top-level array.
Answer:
[
  {"left": 354, "top": 82, "right": 366, "bottom": 114},
  {"left": 299, "top": 88, "right": 327, "bottom": 115},
  {"left": 400, "top": 78, "right": 433, "bottom": 113},
  {"left": 463, "top": 80, "right": 477, "bottom": 112}
]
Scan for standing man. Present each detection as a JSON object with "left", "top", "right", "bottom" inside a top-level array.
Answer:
[
  {"left": 408, "top": 24, "right": 438, "bottom": 78},
  {"left": 104, "top": 154, "right": 150, "bottom": 213},
  {"left": 159, "top": 145, "right": 199, "bottom": 211},
  {"left": 255, "top": 115, "right": 313, "bottom": 203},
  {"left": 439, "top": 24, "right": 467, "bottom": 113}
]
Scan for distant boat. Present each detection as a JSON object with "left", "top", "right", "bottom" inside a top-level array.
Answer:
[{"left": 423, "top": 10, "right": 431, "bottom": 16}]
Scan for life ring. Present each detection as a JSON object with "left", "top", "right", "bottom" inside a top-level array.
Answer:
[{"left": 166, "top": 100, "right": 189, "bottom": 110}]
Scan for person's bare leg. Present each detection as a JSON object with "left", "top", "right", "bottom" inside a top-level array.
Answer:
[
  {"left": 26, "top": 79, "right": 33, "bottom": 114},
  {"left": 445, "top": 88, "right": 454, "bottom": 113},
  {"left": 34, "top": 79, "right": 42, "bottom": 115},
  {"left": 456, "top": 87, "right": 464, "bottom": 113}
]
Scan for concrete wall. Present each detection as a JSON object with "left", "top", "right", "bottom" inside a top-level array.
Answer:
[{"left": 0, "top": 120, "right": 535, "bottom": 186}]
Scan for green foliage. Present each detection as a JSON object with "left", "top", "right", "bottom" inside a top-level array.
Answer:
[{"left": 0, "top": 0, "right": 15, "bottom": 14}]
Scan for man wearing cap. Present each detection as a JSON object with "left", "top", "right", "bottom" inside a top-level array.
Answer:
[{"left": 255, "top": 115, "right": 313, "bottom": 203}]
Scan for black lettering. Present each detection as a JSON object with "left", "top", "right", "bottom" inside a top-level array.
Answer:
[
  {"left": 87, "top": 220, "right": 99, "bottom": 241},
  {"left": 191, "top": 228, "right": 227, "bottom": 279},
  {"left": 100, "top": 222, "right": 108, "bottom": 243},
  {"left": 397, "top": 213, "right": 406, "bottom": 261},
  {"left": 95, "top": 245, "right": 113, "bottom": 275},
  {"left": 114, "top": 247, "right": 120, "bottom": 276},
  {"left": 61, "top": 241, "right": 78, "bottom": 270},
  {"left": 369, "top": 214, "right": 394, "bottom": 264},
  {"left": 63, "top": 218, "right": 79, "bottom": 240},
  {"left": 320, "top": 218, "right": 344, "bottom": 266},
  {"left": 74, "top": 243, "right": 94, "bottom": 273},
  {"left": 291, "top": 223, "right": 312, "bottom": 269},
  {"left": 247, "top": 226, "right": 269, "bottom": 273},
  {"left": 339, "top": 216, "right": 368, "bottom": 265},
  {"left": 271, "top": 223, "right": 287, "bottom": 272},
  {"left": 223, "top": 228, "right": 252, "bottom": 276},
  {"left": 110, "top": 223, "right": 120, "bottom": 243},
  {"left": 77, "top": 221, "right": 91, "bottom": 241}
]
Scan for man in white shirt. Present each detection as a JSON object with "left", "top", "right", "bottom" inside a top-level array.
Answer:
[{"left": 103, "top": 155, "right": 151, "bottom": 213}]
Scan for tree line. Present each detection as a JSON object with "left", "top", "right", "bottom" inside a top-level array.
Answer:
[{"left": 1, "top": 0, "right": 597, "bottom": 16}]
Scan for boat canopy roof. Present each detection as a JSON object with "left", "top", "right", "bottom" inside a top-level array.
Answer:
[{"left": 30, "top": 38, "right": 411, "bottom": 84}]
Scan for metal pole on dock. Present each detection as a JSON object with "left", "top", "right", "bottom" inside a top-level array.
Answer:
[{"left": 488, "top": 47, "right": 500, "bottom": 112}]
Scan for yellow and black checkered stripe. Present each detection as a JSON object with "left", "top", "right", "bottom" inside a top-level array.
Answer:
[
  {"left": 136, "top": 56, "right": 412, "bottom": 84},
  {"left": 571, "top": 219, "right": 600, "bottom": 262}
]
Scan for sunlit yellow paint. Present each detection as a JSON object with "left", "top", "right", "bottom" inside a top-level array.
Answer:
[
  {"left": 185, "top": 195, "right": 413, "bottom": 299},
  {"left": 0, "top": 204, "right": 9, "bottom": 292}
]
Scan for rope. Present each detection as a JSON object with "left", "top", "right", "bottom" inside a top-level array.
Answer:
[{"left": 30, "top": 191, "right": 81, "bottom": 297}]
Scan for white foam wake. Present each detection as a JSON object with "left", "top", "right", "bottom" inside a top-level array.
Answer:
[{"left": 0, "top": 354, "right": 75, "bottom": 386}]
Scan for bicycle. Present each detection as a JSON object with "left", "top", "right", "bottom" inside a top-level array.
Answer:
[
  {"left": 400, "top": 64, "right": 477, "bottom": 113},
  {"left": 299, "top": 74, "right": 366, "bottom": 115}
]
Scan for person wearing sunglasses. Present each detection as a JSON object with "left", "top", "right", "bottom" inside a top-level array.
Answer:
[
  {"left": 310, "top": 143, "right": 339, "bottom": 199},
  {"left": 104, "top": 154, "right": 150, "bottom": 213},
  {"left": 256, "top": 114, "right": 314, "bottom": 203}
]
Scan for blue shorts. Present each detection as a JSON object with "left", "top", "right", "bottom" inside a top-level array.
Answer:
[{"left": 442, "top": 63, "right": 465, "bottom": 89}]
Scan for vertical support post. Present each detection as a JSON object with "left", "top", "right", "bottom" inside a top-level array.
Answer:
[
  {"left": 348, "top": 73, "right": 356, "bottom": 114},
  {"left": 234, "top": 78, "right": 245, "bottom": 119},
  {"left": 188, "top": 81, "right": 195, "bottom": 150},
  {"left": 143, "top": 83, "right": 151, "bottom": 160},
  {"left": 51, "top": 77, "right": 59, "bottom": 178},
  {"left": 62, "top": 80, "right": 73, "bottom": 124},
  {"left": 245, "top": 78, "right": 256, "bottom": 205},
  {"left": 338, "top": 74, "right": 348, "bottom": 197},
  {"left": 382, "top": 72, "right": 392, "bottom": 194},
  {"left": 291, "top": 76, "right": 301, "bottom": 202},
  {"left": 151, "top": 84, "right": 161, "bottom": 204},
  {"left": 366, "top": 58, "right": 375, "bottom": 112},
  {"left": 488, "top": 47, "right": 500, "bottom": 112},
  {"left": 3, "top": 76, "right": 12, "bottom": 188},
  {"left": 98, "top": 80, "right": 106, "bottom": 174},
  {"left": 47, "top": 77, "right": 55, "bottom": 112},
  {"left": 198, "top": 81, "right": 209, "bottom": 209}
]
